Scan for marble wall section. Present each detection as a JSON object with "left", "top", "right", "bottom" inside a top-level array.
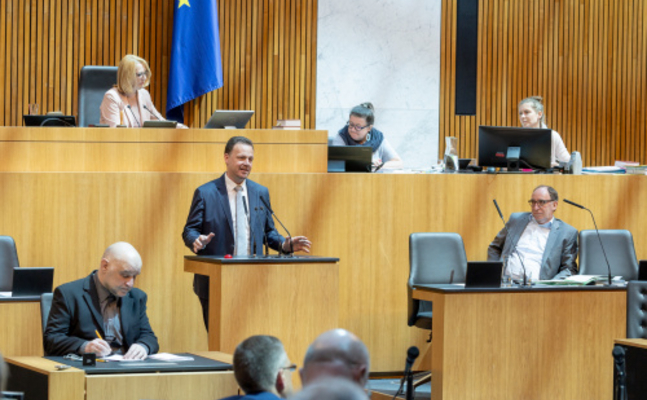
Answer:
[{"left": 316, "top": 0, "right": 442, "bottom": 169}]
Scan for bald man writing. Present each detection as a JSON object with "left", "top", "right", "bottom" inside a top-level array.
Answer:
[{"left": 44, "top": 242, "right": 159, "bottom": 359}]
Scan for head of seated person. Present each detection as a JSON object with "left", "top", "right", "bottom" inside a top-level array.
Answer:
[
  {"left": 117, "top": 54, "right": 152, "bottom": 97},
  {"left": 231, "top": 335, "right": 295, "bottom": 398},
  {"left": 299, "top": 329, "right": 370, "bottom": 388},
  {"left": 290, "top": 377, "right": 369, "bottom": 400}
]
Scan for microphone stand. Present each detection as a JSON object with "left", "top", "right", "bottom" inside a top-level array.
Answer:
[
  {"left": 564, "top": 199, "right": 613, "bottom": 286},
  {"left": 260, "top": 196, "right": 294, "bottom": 257},
  {"left": 242, "top": 196, "right": 255, "bottom": 258}
]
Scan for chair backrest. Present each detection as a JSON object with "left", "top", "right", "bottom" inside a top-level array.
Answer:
[
  {"left": 40, "top": 292, "right": 54, "bottom": 335},
  {"left": 0, "top": 236, "right": 20, "bottom": 292},
  {"left": 78, "top": 66, "right": 118, "bottom": 127},
  {"left": 408, "top": 232, "right": 468, "bottom": 326},
  {"left": 627, "top": 281, "right": 647, "bottom": 339},
  {"left": 579, "top": 229, "right": 638, "bottom": 280}
]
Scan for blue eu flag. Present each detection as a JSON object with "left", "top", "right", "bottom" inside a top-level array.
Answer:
[{"left": 167, "top": 0, "right": 224, "bottom": 123}]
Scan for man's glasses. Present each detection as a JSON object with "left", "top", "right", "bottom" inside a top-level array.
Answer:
[
  {"left": 347, "top": 121, "right": 369, "bottom": 131},
  {"left": 528, "top": 199, "right": 554, "bottom": 207},
  {"left": 281, "top": 363, "right": 297, "bottom": 372}
]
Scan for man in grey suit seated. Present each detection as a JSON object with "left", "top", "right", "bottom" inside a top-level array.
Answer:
[{"left": 488, "top": 185, "right": 578, "bottom": 281}]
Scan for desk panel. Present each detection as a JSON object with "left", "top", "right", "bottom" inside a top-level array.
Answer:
[
  {"left": 414, "top": 286, "right": 625, "bottom": 399},
  {"left": 0, "top": 301, "right": 43, "bottom": 356},
  {"left": 0, "top": 127, "right": 328, "bottom": 172}
]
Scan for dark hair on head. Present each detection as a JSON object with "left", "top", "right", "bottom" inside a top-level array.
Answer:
[
  {"left": 225, "top": 136, "right": 254, "bottom": 154},
  {"left": 349, "top": 102, "right": 375, "bottom": 126},
  {"left": 233, "top": 335, "right": 287, "bottom": 394},
  {"left": 534, "top": 185, "right": 558, "bottom": 201}
]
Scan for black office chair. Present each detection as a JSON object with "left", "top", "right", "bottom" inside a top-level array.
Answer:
[
  {"left": 626, "top": 281, "right": 647, "bottom": 339},
  {"left": 407, "top": 233, "right": 468, "bottom": 387},
  {"left": 579, "top": 230, "right": 638, "bottom": 280},
  {"left": 40, "top": 292, "right": 54, "bottom": 335},
  {"left": 78, "top": 66, "right": 118, "bottom": 127},
  {"left": 0, "top": 236, "right": 20, "bottom": 292}
]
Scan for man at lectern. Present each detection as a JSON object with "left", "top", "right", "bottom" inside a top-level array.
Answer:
[
  {"left": 487, "top": 185, "right": 578, "bottom": 281},
  {"left": 44, "top": 242, "right": 159, "bottom": 359},
  {"left": 182, "top": 136, "right": 312, "bottom": 330}
]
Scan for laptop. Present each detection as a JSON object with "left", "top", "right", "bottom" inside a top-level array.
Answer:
[
  {"left": 203, "top": 110, "right": 254, "bottom": 129},
  {"left": 23, "top": 115, "right": 76, "bottom": 127},
  {"left": 327, "top": 146, "right": 373, "bottom": 173},
  {"left": 143, "top": 120, "right": 177, "bottom": 128},
  {"left": 465, "top": 261, "right": 503, "bottom": 288},
  {"left": 7, "top": 267, "right": 54, "bottom": 297}
]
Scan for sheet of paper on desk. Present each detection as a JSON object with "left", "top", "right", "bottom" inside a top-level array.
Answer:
[
  {"left": 104, "top": 353, "right": 194, "bottom": 362},
  {"left": 0, "top": 292, "right": 11, "bottom": 297},
  {"left": 148, "top": 353, "right": 194, "bottom": 362},
  {"left": 103, "top": 354, "right": 140, "bottom": 362}
]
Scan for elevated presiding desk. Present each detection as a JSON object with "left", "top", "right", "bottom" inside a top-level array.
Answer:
[
  {"left": 413, "top": 284, "right": 626, "bottom": 400},
  {"left": 0, "top": 127, "right": 328, "bottom": 172}
]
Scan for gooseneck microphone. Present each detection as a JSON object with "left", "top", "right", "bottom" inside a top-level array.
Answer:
[
  {"left": 260, "top": 196, "right": 294, "bottom": 255},
  {"left": 493, "top": 199, "right": 529, "bottom": 286},
  {"left": 143, "top": 104, "right": 163, "bottom": 121},
  {"left": 563, "top": 198, "right": 613, "bottom": 285},
  {"left": 242, "top": 196, "right": 256, "bottom": 257},
  {"left": 394, "top": 346, "right": 420, "bottom": 400},
  {"left": 126, "top": 105, "right": 141, "bottom": 127}
]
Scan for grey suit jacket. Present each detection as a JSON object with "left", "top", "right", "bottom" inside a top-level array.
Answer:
[{"left": 487, "top": 212, "right": 578, "bottom": 279}]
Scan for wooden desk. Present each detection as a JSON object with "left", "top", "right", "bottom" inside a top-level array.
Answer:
[
  {"left": 184, "top": 255, "right": 339, "bottom": 366},
  {"left": 0, "top": 127, "right": 328, "bottom": 172},
  {"left": 5, "top": 352, "right": 238, "bottom": 400},
  {"left": 0, "top": 299, "right": 44, "bottom": 356},
  {"left": 413, "top": 284, "right": 626, "bottom": 400}
]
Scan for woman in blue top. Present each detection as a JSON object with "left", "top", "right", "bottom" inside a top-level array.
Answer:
[{"left": 331, "top": 102, "right": 403, "bottom": 169}]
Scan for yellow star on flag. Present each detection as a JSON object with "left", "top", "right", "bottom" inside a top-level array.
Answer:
[{"left": 178, "top": 0, "right": 190, "bottom": 8}]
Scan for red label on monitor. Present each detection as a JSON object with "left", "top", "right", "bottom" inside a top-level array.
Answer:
[{"left": 495, "top": 152, "right": 505, "bottom": 158}]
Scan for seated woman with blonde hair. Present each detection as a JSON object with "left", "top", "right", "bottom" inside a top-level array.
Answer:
[
  {"left": 518, "top": 96, "right": 569, "bottom": 167},
  {"left": 100, "top": 54, "right": 187, "bottom": 128}
]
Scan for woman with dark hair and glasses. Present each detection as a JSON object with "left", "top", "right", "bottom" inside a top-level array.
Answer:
[
  {"left": 100, "top": 54, "right": 187, "bottom": 128},
  {"left": 331, "top": 102, "right": 402, "bottom": 169}
]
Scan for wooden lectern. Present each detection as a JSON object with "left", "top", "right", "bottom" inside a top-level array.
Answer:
[{"left": 184, "top": 255, "right": 339, "bottom": 364}]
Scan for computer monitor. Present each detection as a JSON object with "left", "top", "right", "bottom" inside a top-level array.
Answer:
[
  {"left": 327, "top": 146, "right": 373, "bottom": 173},
  {"left": 23, "top": 115, "right": 76, "bottom": 127},
  {"left": 478, "top": 126, "right": 552, "bottom": 171},
  {"left": 203, "top": 110, "right": 254, "bottom": 129}
]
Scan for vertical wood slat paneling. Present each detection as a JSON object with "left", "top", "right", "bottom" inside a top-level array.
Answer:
[
  {"left": 441, "top": 0, "right": 647, "bottom": 166},
  {"left": 0, "top": 0, "right": 317, "bottom": 129}
]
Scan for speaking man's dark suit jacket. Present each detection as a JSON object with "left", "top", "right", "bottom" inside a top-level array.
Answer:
[
  {"left": 487, "top": 212, "right": 578, "bottom": 280},
  {"left": 43, "top": 271, "right": 159, "bottom": 356},
  {"left": 182, "top": 174, "right": 286, "bottom": 300}
]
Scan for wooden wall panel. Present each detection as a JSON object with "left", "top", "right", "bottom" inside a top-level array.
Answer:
[
  {"left": 0, "top": 0, "right": 317, "bottom": 129},
  {"left": 441, "top": 0, "right": 647, "bottom": 166},
  {"left": 1, "top": 172, "right": 644, "bottom": 371}
]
